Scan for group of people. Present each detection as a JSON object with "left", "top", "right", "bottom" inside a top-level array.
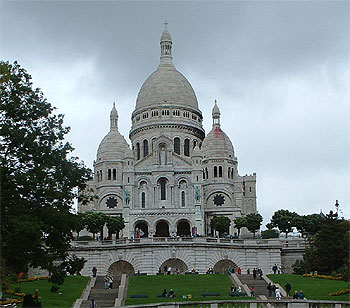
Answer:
[
  {"left": 267, "top": 283, "right": 281, "bottom": 299},
  {"left": 161, "top": 288, "right": 176, "bottom": 298},
  {"left": 293, "top": 290, "right": 305, "bottom": 299},
  {"left": 227, "top": 266, "right": 242, "bottom": 275},
  {"left": 162, "top": 265, "right": 180, "bottom": 275},
  {"left": 250, "top": 268, "right": 263, "bottom": 279},
  {"left": 104, "top": 274, "right": 114, "bottom": 289},
  {"left": 272, "top": 264, "right": 282, "bottom": 274},
  {"left": 231, "top": 285, "right": 242, "bottom": 293}
]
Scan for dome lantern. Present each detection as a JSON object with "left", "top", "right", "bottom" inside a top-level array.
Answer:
[
  {"left": 160, "top": 21, "right": 173, "bottom": 65},
  {"left": 110, "top": 102, "right": 118, "bottom": 129},
  {"left": 212, "top": 100, "right": 221, "bottom": 128}
]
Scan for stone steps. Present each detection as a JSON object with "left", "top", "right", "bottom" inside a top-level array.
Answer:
[
  {"left": 80, "top": 275, "right": 120, "bottom": 308},
  {"left": 238, "top": 274, "right": 274, "bottom": 298}
]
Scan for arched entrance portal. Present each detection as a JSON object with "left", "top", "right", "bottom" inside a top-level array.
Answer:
[
  {"left": 135, "top": 221, "right": 148, "bottom": 238},
  {"left": 177, "top": 220, "right": 191, "bottom": 237},
  {"left": 159, "top": 258, "right": 188, "bottom": 274},
  {"left": 213, "top": 260, "right": 238, "bottom": 274},
  {"left": 155, "top": 220, "right": 169, "bottom": 237},
  {"left": 108, "top": 260, "right": 135, "bottom": 277}
]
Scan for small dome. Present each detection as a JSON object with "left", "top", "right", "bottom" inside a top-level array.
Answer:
[
  {"left": 202, "top": 127, "right": 235, "bottom": 159},
  {"left": 123, "top": 146, "right": 134, "bottom": 159},
  {"left": 97, "top": 129, "right": 131, "bottom": 161},
  {"left": 110, "top": 103, "right": 118, "bottom": 117},
  {"left": 212, "top": 100, "right": 220, "bottom": 116},
  {"left": 161, "top": 28, "right": 172, "bottom": 42},
  {"left": 191, "top": 144, "right": 202, "bottom": 157}
]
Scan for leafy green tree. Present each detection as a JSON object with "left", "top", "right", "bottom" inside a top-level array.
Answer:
[
  {"left": 210, "top": 216, "right": 231, "bottom": 237},
  {"left": 82, "top": 211, "right": 108, "bottom": 239},
  {"left": 233, "top": 217, "right": 246, "bottom": 238},
  {"left": 106, "top": 216, "right": 125, "bottom": 239},
  {"left": 245, "top": 213, "right": 263, "bottom": 238},
  {"left": 0, "top": 61, "right": 92, "bottom": 277},
  {"left": 310, "top": 214, "right": 349, "bottom": 273},
  {"left": 65, "top": 255, "right": 87, "bottom": 275},
  {"left": 270, "top": 209, "right": 298, "bottom": 237},
  {"left": 73, "top": 212, "right": 86, "bottom": 239},
  {"left": 293, "top": 213, "right": 325, "bottom": 237}
]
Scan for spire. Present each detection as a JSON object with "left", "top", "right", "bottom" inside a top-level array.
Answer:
[
  {"left": 212, "top": 100, "right": 221, "bottom": 128},
  {"left": 160, "top": 21, "right": 173, "bottom": 65},
  {"left": 110, "top": 102, "right": 118, "bottom": 129}
]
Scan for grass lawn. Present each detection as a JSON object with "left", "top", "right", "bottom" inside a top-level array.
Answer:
[
  {"left": 10, "top": 275, "right": 90, "bottom": 308},
  {"left": 268, "top": 274, "right": 350, "bottom": 302},
  {"left": 125, "top": 274, "right": 251, "bottom": 306}
]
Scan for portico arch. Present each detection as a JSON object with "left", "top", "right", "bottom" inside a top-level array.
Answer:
[
  {"left": 159, "top": 258, "right": 188, "bottom": 274},
  {"left": 108, "top": 260, "right": 135, "bottom": 276},
  {"left": 176, "top": 219, "right": 191, "bottom": 237},
  {"left": 134, "top": 220, "right": 149, "bottom": 238},
  {"left": 155, "top": 220, "right": 170, "bottom": 237},
  {"left": 213, "top": 259, "right": 238, "bottom": 274}
]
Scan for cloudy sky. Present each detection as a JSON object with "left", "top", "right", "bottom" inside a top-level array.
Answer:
[{"left": 1, "top": 1, "right": 349, "bottom": 227}]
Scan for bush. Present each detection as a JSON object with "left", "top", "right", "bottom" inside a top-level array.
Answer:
[
  {"left": 292, "top": 259, "right": 307, "bottom": 275},
  {"left": 76, "top": 235, "right": 94, "bottom": 241},
  {"left": 261, "top": 229, "right": 279, "bottom": 239}
]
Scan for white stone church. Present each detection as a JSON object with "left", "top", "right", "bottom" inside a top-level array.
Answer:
[{"left": 78, "top": 26, "right": 257, "bottom": 239}]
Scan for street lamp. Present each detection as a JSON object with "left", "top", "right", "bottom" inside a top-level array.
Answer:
[{"left": 335, "top": 200, "right": 339, "bottom": 214}]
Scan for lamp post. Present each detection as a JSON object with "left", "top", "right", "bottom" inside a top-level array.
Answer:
[{"left": 334, "top": 200, "right": 339, "bottom": 216}]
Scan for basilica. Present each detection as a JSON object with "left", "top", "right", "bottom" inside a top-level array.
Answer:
[{"left": 78, "top": 26, "right": 257, "bottom": 239}]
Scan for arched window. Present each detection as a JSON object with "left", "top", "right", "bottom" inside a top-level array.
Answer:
[
  {"left": 231, "top": 169, "right": 234, "bottom": 179},
  {"left": 219, "top": 166, "right": 223, "bottom": 177},
  {"left": 181, "top": 191, "right": 186, "bottom": 207},
  {"left": 206, "top": 168, "right": 208, "bottom": 179},
  {"left": 214, "top": 166, "right": 218, "bottom": 178},
  {"left": 174, "top": 137, "right": 180, "bottom": 154},
  {"left": 141, "top": 192, "right": 146, "bottom": 208},
  {"left": 143, "top": 140, "right": 149, "bottom": 157},
  {"left": 108, "top": 169, "right": 111, "bottom": 180},
  {"left": 184, "top": 139, "right": 190, "bottom": 157},
  {"left": 159, "top": 178, "right": 167, "bottom": 200},
  {"left": 113, "top": 169, "right": 117, "bottom": 180},
  {"left": 203, "top": 170, "right": 205, "bottom": 180},
  {"left": 136, "top": 143, "right": 140, "bottom": 160},
  {"left": 228, "top": 167, "right": 231, "bottom": 178},
  {"left": 100, "top": 170, "right": 103, "bottom": 181}
]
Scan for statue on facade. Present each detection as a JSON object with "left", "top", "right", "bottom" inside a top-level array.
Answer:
[
  {"left": 195, "top": 186, "right": 201, "bottom": 203},
  {"left": 124, "top": 189, "right": 130, "bottom": 205}
]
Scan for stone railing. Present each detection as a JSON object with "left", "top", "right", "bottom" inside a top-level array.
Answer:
[
  {"left": 70, "top": 237, "right": 295, "bottom": 248},
  {"left": 119, "top": 300, "right": 349, "bottom": 308}
]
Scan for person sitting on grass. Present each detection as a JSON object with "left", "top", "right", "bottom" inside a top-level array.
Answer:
[
  {"left": 162, "top": 289, "right": 168, "bottom": 297},
  {"left": 168, "top": 289, "right": 176, "bottom": 298},
  {"left": 299, "top": 290, "right": 305, "bottom": 299},
  {"left": 293, "top": 290, "right": 299, "bottom": 299}
]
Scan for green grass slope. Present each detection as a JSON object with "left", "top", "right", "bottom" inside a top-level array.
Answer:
[
  {"left": 10, "top": 276, "right": 90, "bottom": 308},
  {"left": 268, "top": 274, "right": 350, "bottom": 301},
  {"left": 125, "top": 274, "right": 250, "bottom": 306}
]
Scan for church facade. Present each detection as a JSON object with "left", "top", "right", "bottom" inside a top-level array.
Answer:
[{"left": 78, "top": 26, "right": 257, "bottom": 239}]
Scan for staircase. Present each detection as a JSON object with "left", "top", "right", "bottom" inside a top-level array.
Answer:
[
  {"left": 80, "top": 276, "right": 121, "bottom": 308},
  {"left": 237, "top": 274, "right": 273, "bottom": 298}
]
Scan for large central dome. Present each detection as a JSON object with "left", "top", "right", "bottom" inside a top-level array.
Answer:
[
  {"left": 133, "top": 26, "right": 199, "bottom": 113},
  {"left": 135, "top": 64, "right": 199, "bottom": 111}
]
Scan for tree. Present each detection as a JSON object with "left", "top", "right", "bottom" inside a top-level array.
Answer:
[
  {"left": 0, "top": 61, "right": 92, "bottom": 277},
  {"left": 270, "top": 209, "right": 298, "bottom": 237},
  {"left": 310, "top": 214, "right": 349, "bottom": 273},
  {"left": 106, "top": 216, "right": 125, "bottom": 239},
  {"left": 245, "top": 213, "right": 263, "bottom": 238},
  {"left": 293, "top": 213, "right": 325, "bottom": 237},
  {"left": 233, "top": 217, "right": 246, "bottom": 238},
  {"left": 82, "top": 211, "right": 108, "bottom": 239},
  {"left": 65, "top": 255, "right": 87, "bottom": 275},
  {"left": 210, "top": 216, "right": 231, "bottom": 237}
]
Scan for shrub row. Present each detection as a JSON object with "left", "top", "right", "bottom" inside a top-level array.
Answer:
[
  {"left": 329, "top": 289, "right": 350, "bottom": 296},
  {"left": 16, "top": 275, "right": 51, "bottom": 283},
  {"left": 302, "top": 274, "right": 343, "bottom": 280}
]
